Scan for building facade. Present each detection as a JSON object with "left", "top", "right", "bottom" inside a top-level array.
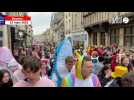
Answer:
[
  {"left": 64, "top": 12, "right": 72, "bottom": 35},
  {"left": 50, "top": 12, "right": 64, "bottom": 44},
  {"left": 0, "top": 12, "right": 8, "bottom": 48},
  {"left": 64, "top": 12, "right": 88, "bottom": 49},
  {"left": 42, "top": 28, "right": 53, "bottom": 43},
  {"left": 64, "top": 12, "right": 84, "bottom": 34},
  {"left": 5, "top": 12, "right": 33, "bottom": 50},
  {"left": 83, "top": 12, "right": 134, "bottom": 49},
  {"left": 26, "top": 25, "right": 33, "bottom": 47}
]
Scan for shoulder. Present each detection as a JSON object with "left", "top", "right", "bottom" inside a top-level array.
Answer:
[
  {"left": 91, "top": 73, "right": 99, "bottom": 79},
  {"left": 39, "top": 78, "right": 56, "bottom": 87},
  {"left": 13, "top": 69, "right": 22, "bottom": 76},
  {"left": 13, "top": 80, "right": 27, "bottom": 87}
]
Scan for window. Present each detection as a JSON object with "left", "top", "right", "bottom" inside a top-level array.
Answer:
[
  {"left": 0, "top": 31, "right": 3, "bottom": 47},
  {"left": 124, "top": 27, "right": 131, "bottom": 47},
  {"left": 110, "top": 28, "right": 119, "bottom": 45},
  {"left": 110, "top": 29, "right": 113, "bottom": 44},
  {"left": 81, "top": 13, "right": 83, "bottom": 25},
  {"left": 124, "top": 26, "right": 134, "bottom": 47},
  {"left": 0, "top": 31, "right": 3, "bottom": 37},
  {"left": 0, "top": 40, "right": 2, "bottom": 47},
  {"left": 115, "top": 29, "right": 119, "bottom": 44},
  {"left": 88, "top": 33, "right": 91, "bottom": 45},
  {"left": 69, "top": 19, "right": 71, "bottom": 29},
  {"left": 72, "top": 14, "right": 74, "bottom": 30},
  {"left": 96, "top": 13, "right": 98, "bottom": 22},
  {"left": 132, "top": 26, "right": 134, "bottom": 46},
  {"left": 100, "top": 32, "right": 105, "bottom": 46},
  {"left": 66, "top": 14, "right": 67, "bottom": 19},
  {"left": 93, "top": 32, "right": 97, "bottom": 45}
]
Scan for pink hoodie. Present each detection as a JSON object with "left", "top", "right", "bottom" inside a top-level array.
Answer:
[{"left": 13, "top": 77, "right": 56, "bottom": 87}]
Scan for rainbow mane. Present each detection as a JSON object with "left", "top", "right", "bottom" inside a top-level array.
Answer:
[{"left": 75, "top": 51, "right": 84, "bottom": 80}]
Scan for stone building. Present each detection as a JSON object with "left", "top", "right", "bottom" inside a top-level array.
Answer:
[{"left": 82, "top": 12, "right": 134, "bottom": 49}]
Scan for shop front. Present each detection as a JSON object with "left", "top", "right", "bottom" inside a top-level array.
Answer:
[
  {"left": 109, "top": 14, "right": 134, "bottom": 49},
  {"left": 85, "top": 22, "right": 109, "bottom": 47}
]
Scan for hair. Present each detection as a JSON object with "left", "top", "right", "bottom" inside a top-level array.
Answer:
[
  {"left": 22, "top": 56, "right": 42, "bottom": 73},
  {"left": 121, "top": 57, "right": 129, "bottom": 66},
  {"left": 0, "top": 69, "right": 13, "bottom": 87},
  {"left": 131, "top": 59, "right": 134, "bottom": 66},
  {"left": 98, "top": 64, "right": 111, "bottom": 77},
  {"left": 128, "top": 59, "right": 134, "bottom": 72},
  {"left": 91, "top": 51, "right": 98, "bottom": 57},
  {"left": 19, "top": 55, "right": 28, "bottom": 65},
  {"left": 82, "top": 56, "right": 92, "bottom": 66},
  {"left": 65, "top": 56, "right": 74, "bottom": 64},
  {"left": 98, "top": 56, "right": 104, "bottom": 62},
  {"left": 32, "top": 47, "right": 36, "bottom": 51},
  {"left": 119, "top": 48, "right": 125, "bottom": 52},
  {"left": 120, "top": 72, "right": 134, "bottom": 87}
]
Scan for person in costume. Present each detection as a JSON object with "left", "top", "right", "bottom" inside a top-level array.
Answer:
[
  {"left": 62, "top": 55, "right": 101, "bottom": 87},
  {"left": 51, "top": 37, "right": 73, "bottom": 87},
  {"left": 65, "top": 56, "right": 75, "bottom": 73}
]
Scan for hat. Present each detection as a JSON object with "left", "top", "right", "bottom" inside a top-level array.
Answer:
[{"left": 112, "top": 66, "right": 128, "bottom": 78}]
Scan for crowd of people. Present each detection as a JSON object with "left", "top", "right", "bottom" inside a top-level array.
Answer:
[{"left": 0, "top": 41, "right": 134, "bottom": 87}]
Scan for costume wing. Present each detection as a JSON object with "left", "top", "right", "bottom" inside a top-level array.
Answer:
[
  {"left": 51, "top": 38, "right": 73, "bottom": 85},
  {"left": 56, "top": 38, "right": 73, "bottom": 79}
]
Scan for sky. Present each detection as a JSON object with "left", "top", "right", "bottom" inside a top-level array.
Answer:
[{"left": 28, "top": 12, "right": 53, "bottom": 36}]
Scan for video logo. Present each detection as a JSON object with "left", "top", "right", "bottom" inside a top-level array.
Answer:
[
  {"left": 111, "top": 16, "right": 129, "bottom": 24},
  {"left": 5, "top": 16, "right": 31, "bottom": 25}
]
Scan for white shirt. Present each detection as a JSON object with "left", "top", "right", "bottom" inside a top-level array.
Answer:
[
  {"left": 74, "top": 73, "right": 94, "bottom": 87},
  {"left": 104, "top": 79, "right": 115, "bottom": 87}
]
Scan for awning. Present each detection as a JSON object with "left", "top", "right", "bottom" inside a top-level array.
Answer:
[{"left": 85, "top": 22, "right": 109, "bottom": 33}]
